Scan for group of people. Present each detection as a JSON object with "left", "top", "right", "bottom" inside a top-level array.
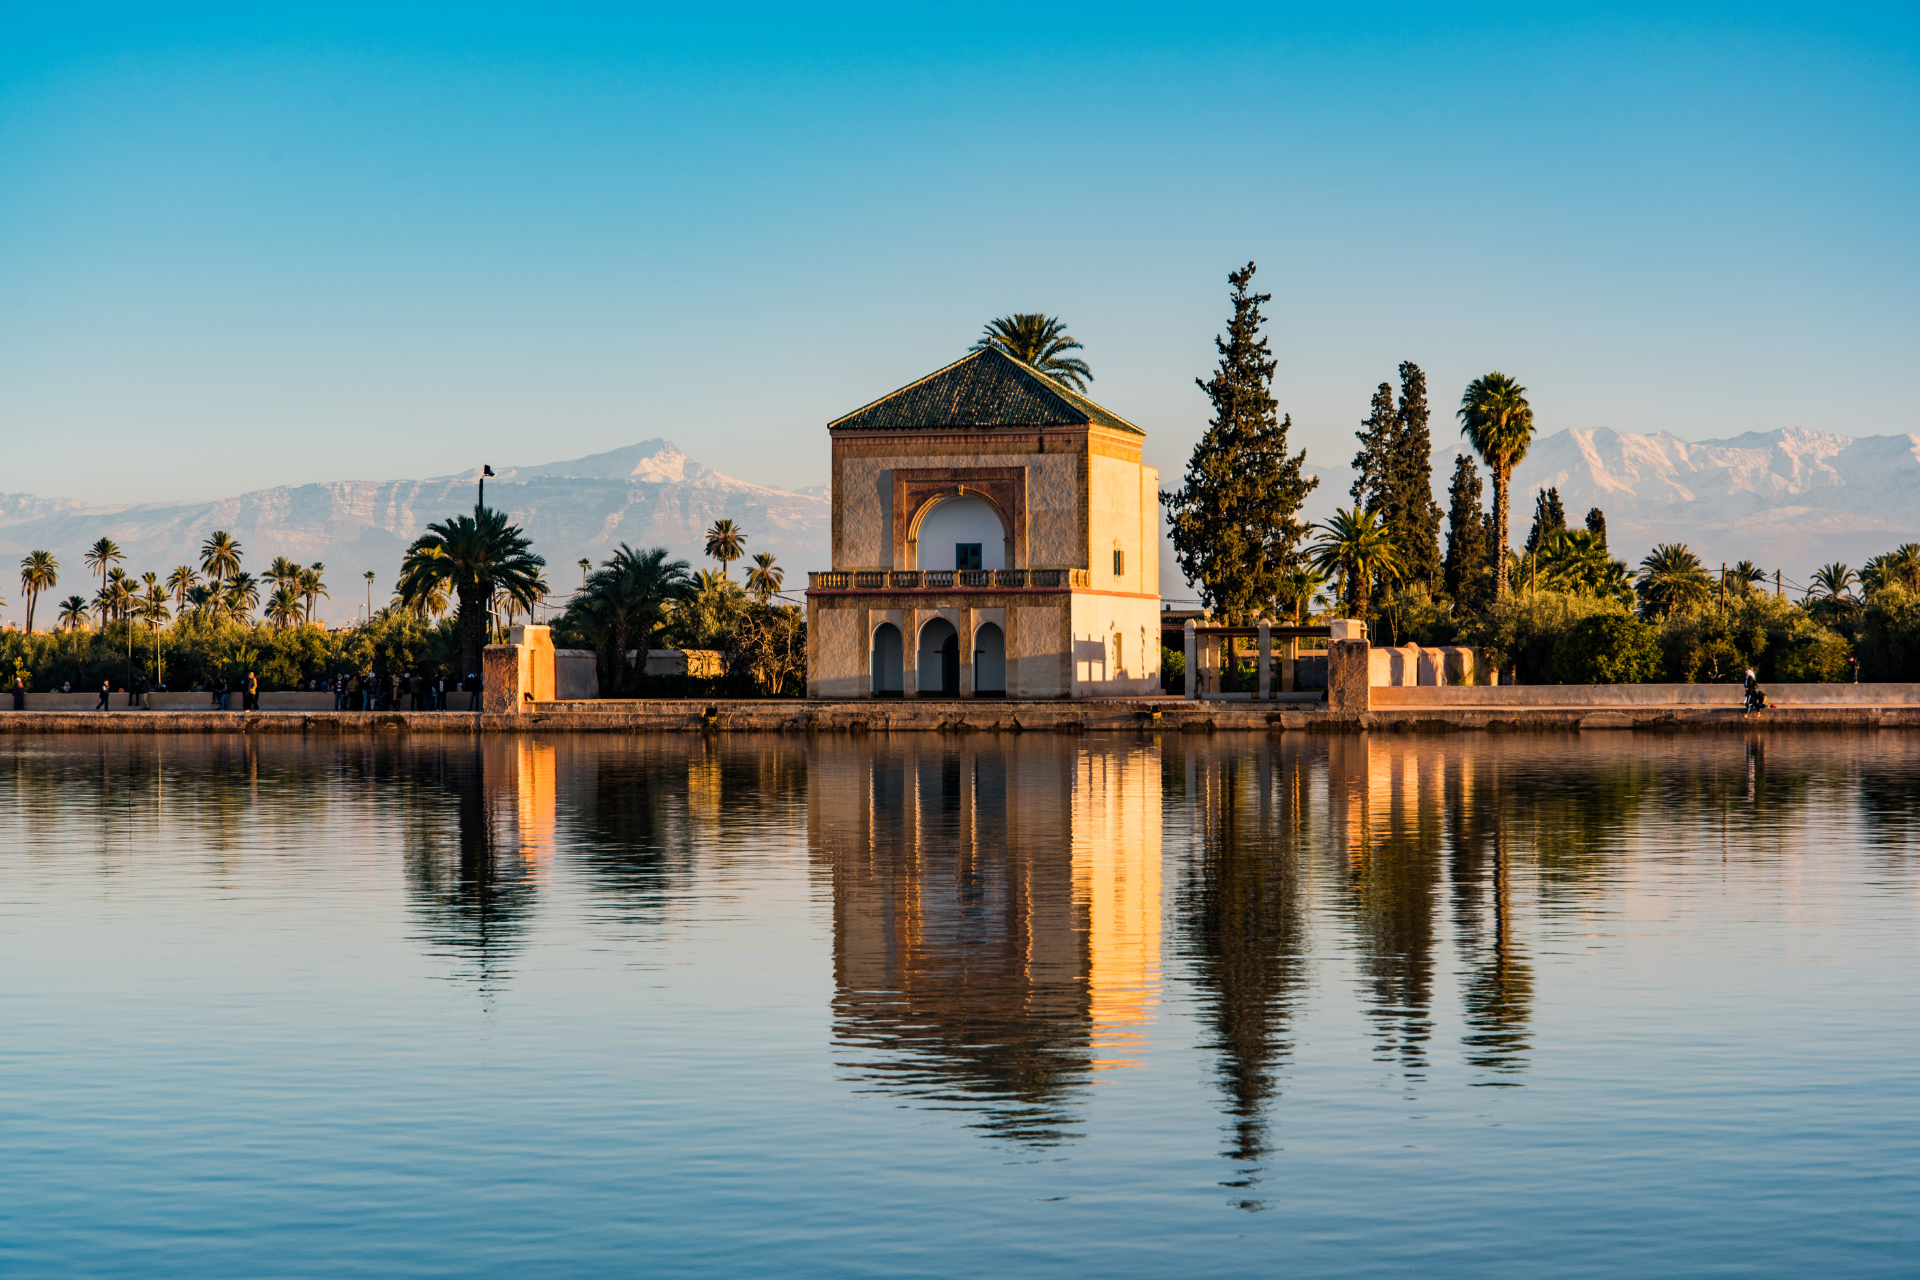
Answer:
[{"left": 331, "top": 671, "right": 479, "bottom": 712}]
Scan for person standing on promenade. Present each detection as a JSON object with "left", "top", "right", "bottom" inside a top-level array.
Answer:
[
  {"left": 467, "top": 671, "right": 481, "bottom": 711},
  {"left": 219, "top": 675, "right": 232, "bottom": 711},
  {"left": 243, "top": 670, "right": 259, "bottom": 711},
  {"left": 135, "top": 674, "right": 150, "bottom": 710},
  {"left": 11, "top": 678, "right": 25, "bottom": 710},
  {"left": 96, "top": 679, "right": 110, "bottom": 711},
  {"left": 333, "top": 671, "right": 346, "bottom": 710}
]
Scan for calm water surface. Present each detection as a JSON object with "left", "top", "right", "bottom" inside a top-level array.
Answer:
[{"left": 1, "top": 731, "right": 1915, "bottom": 1276}]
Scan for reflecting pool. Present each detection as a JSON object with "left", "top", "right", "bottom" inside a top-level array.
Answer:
[{"left": 0, "top": 732, "right": 1915, "bottom": 1276}]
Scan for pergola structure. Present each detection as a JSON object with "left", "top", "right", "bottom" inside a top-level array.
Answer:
[{"left": 1181, "top": 618, "right": 1356, "bottom": 699}]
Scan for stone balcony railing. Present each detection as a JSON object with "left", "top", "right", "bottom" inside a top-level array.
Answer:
[{"left": 808, "top": 568, "right": 1091, "bottom": 591}]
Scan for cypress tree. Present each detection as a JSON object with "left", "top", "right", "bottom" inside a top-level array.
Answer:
[
  {"left": 1524, "top": 486, "right": 1566, "bottom": 554},
  {"left": 1443, "top": 453, "right": 1489, "bottom": 605},
  {"left": 1163, "top": 262, "right": 1317, "bottom": 622},
  {"left": 1350, "top": 362, "right": 1443, "bottom": 596},
  {"left": 1386, "top": 361, "right": 1443, "bottom": 590},
  {"left": 1351, "top": 382, "right": 1396, "bottom": 508},
  {"left": 1585, "top": 506, "right": 1607, "bottom": 547}
]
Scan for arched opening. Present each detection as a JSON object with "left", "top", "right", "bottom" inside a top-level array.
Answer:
[
  {"left": 871, "top": 623, "right": 903, "bottom": 697},
  {"left": 913, "top": 494, "right": 1007, "bottom": 570},
  {"left": 973, "top": 622, "right": 1006, "bottom": 696},
  {"left": 917, "top": 617, "right": 960, "bottom": 696}
]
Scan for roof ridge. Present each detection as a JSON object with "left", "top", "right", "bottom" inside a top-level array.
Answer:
[{"left": 827, "top": 345, "right": 1144, "bottom": 436}]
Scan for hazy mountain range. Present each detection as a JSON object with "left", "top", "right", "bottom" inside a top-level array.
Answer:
[
  {"left": 1301, "top": 425, "right": 1920, "bottom": 590},
  {"left": 2, "top": 426, "right": 1914, "bottom": 627},
  {"left": 0, "top": 440, "right": 830, "bottom": 626}
]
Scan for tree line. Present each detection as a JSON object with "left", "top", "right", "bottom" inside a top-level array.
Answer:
[{"left": 1156, "top": 261, "right": 1920, "bottom": 683}]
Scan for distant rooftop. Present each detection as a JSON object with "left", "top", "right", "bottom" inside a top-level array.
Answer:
[{"left": 828, "top": 346, "right": 1144, "bottom": 435}]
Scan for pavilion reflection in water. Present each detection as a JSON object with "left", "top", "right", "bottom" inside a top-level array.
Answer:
[{"left": 809, "top": 739, "right": 1162, "bottom": 1144}]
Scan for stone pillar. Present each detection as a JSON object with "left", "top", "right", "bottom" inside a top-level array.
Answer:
[
  {"left": 960, "top": 608, "right": 975, "bottom": 698},
  {"left": 1257, "top": 621, "right": 1271, "bottom": 700},
  {"left": 482, "top": 642, "right": 528, "bottom": 715},
  {"left": 1327, "top": 638, "right": 1372, "bottom": 714},
  {"left": 903, "top": 609, "right": 921, "bottom": 698},
  {"left": 1183, "top": 619, "right": 1197, "bottom": 701},
  {"left": 1284, "top": 634, "right": 1298, "bottom": 693},
  {"left": 509, "top": 625, "right": 555, "bottom": 703}
]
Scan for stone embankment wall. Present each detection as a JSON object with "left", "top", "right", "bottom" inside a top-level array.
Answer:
[{"left": 4, "top": 695, "right": 1918, "bottom": 735}]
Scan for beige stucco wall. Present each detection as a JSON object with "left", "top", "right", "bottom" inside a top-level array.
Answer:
[
  {"left": 1086, "top": 452, "right": 1158, "bottom": 596},
  {"left": 1068, "top": 592, "right": 1163, "bottom": 696},
  {"left": 809, "top": 601, "right": 873, "bottom": 698}
]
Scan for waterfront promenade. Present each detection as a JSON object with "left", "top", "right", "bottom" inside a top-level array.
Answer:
[{"left": 5, "top": 687, "right": 1920, "bottom": 735}]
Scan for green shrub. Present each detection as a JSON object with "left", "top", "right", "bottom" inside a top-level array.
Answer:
[
  {"left": 1554, "top": 614, "right": 1661, "bottom": 684},
  {"left": 1859, "top": 587, "right": 1920, "bottom": 680},
  {"left": 1774, "top": 630, "right": 1853, "bottom": 682}
]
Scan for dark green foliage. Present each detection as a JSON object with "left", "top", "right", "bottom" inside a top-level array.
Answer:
[
  {"left": 398, "top": 504, "right": 547, "bottom": 678},
  {"left": 1524, "top": 486, "right": 1566, "bottom": 554},
  {"left": 0, "top": 612, "right": 458, "bottom": 693},
  {"left": 1555, "top": 614, "right": 1660, "bottom": 684},
  {"left": 1351, "top": 362, "right": 1443, "bottom": 596},
  {"left": 560, "top": 544, "right": 694, "bottom": 696},
  {"left": 1859, "top": 588, "right": 1920, "bottom": 680},
  {"left": 1584, "top": 507, "right": 1607, "bottom": 546},
  {"left": 969, "top": 314, "right": 1092, "bottom": 392},
  {"left": 1443, "top": 454, "right": 1490, "bottom": 607},
  {"left": 1162, "top": 263, "right": 1317, "bottom": 621}
]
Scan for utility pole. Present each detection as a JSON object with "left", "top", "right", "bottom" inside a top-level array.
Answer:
[{"left": 1776, "top": 569, "right": 1783, "bottom": 600}]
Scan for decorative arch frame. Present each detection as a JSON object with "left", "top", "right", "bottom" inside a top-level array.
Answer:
[{"left": 891, "top": 467, "right": 1027, "bottom": 570}]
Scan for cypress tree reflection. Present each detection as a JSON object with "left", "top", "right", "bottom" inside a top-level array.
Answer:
[
  {"left": 1174, "top": 741, "right": 1309, "bottom": 1196},
  {"left": 1328, "top": 738, "right": 1441, "bottom": 1081}
]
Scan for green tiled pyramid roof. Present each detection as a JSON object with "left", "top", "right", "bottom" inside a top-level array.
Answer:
[{"left": 828, "top": 347, "right": 1144, "bottom": 435}]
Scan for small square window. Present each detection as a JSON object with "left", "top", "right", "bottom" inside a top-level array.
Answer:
[
  {"left": 956, "top": 544, "right": 983, "bottom": 570},
  {"left": 1112, "top": 549, "right": 1125, "bottom": 576}
]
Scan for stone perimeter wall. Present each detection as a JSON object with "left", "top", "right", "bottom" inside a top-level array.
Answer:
[{"left": 5, "top": 698, "right": 1919, "bottom": 736}]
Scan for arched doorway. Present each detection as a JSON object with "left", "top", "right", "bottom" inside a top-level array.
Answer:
[
  {"left": 973, "top": 623, "right": 1006, "bottom": 696},
  {"left": 912, "top": 494, "right": 1008, "bottom": 570},
  {"left": 917, "top": 617, "right": 960, "bottom": 696},
  {"left": 871, "top": 622, "right": 903, "bottom": 697}
]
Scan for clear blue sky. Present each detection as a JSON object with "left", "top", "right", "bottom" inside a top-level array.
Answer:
[{"left": 2, "top": 3, "right": 1914, "bottom": 508}]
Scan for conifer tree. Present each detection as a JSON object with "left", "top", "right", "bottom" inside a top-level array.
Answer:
[
  {"left": 1351, "top": 363, "right": 1442, "bottom": 596},
  {"left": 1163, "top": 262, "right": 1317, "bottom": 622},
  {"left": 1443, "top": 454, "right": 1490, "bottom": 606},
  {"left": 1524, "top": 486, "right": 1566, "bottom": 554},
  {"left": 1584, "top": 506, "right": 1607, "bottom": 547}
]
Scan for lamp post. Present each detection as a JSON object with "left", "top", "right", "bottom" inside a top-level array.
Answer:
[{"left": 478, "top": 464, "right": 495, "bottom": 510}]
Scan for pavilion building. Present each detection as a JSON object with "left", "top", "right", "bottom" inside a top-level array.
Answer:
[{"left": 805, "top": 347, "right": 1162, "bottom": 699}]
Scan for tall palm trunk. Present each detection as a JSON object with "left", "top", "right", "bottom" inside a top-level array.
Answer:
[
  {"left": 458, "top": 582, "right": 489, "bottom": 678},
  {"left": 1491, "top": 467, "right": 1511, "bottom": 600},
  {"left": 24, "top": 589, "right": 35, "bottom": 634}
]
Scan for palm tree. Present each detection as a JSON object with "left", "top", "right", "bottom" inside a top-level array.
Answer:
[
  {"left": 265, "top": 556, "right": 302, "bottom": 592},
  {"left": 745, "top": 552, "right": 783, "bottom": 605},
  {"left": 1637, "top": 543, "right": 1712, "bottom": 619},
  {"left": 578, "top": 558, "right": 592, "bottom": 587},
  {"left": 57, "top": 595, "right": 89, "bottom": 631},
  {"left": 970, "top": 314, "right": 1093, "bottom": 392},
  {"left": 139, "top": 581, "right": 170, "bottom": 628},
  {"left": 1309, "top": 507, "right": 1402, "bottom": 615},
  {"left": 223, "top": 572, "right": 261, "bottom": 622},
  {"left": 1810, "top": 562, "right": 1856, "bottom": 601},
  {"left": 84, "top": 538, "right": 123, "bottom": 593},
  {"left": 265, "top": 583, "right": 304, "bottom": 629},
  {"left": 1539, "top": 529, "right": 1633, "bottom": 602},
  {"left": 1277, "top": 567, "right": 1327, "bottom": 626},
  {"left": 1457, "top": 373, "right": 1536, "bottom": 600},
  {"left": 397, "top": 505, "right": 548, "bottom": 677},
  {"left": 19, "top": 550, "right": 58, "bottom": 633},
  {"left": 562, "top": 544, "right": 695, "bottom": 696},
  {"left": 200, "top": 530, "right": 243, "bottom": 585},
  {"left": 1730, "top": 560, "right": 1766, "bottom": 595},
  {"left": 1881, "top": 543, "right": 1920, "bottom": 593},
  {"left": 704, "top": 519, "right": 747, "bottom": 578},
  {"left": 165, "top": 565, "right": 200, "bottom": 611},
  {"left": 298, "top": 567, "right": 328, "bottom": 622}
]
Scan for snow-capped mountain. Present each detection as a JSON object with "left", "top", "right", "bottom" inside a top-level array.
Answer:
[{"left": 0, "top": 440, "right": 829, "bottom": 626}]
